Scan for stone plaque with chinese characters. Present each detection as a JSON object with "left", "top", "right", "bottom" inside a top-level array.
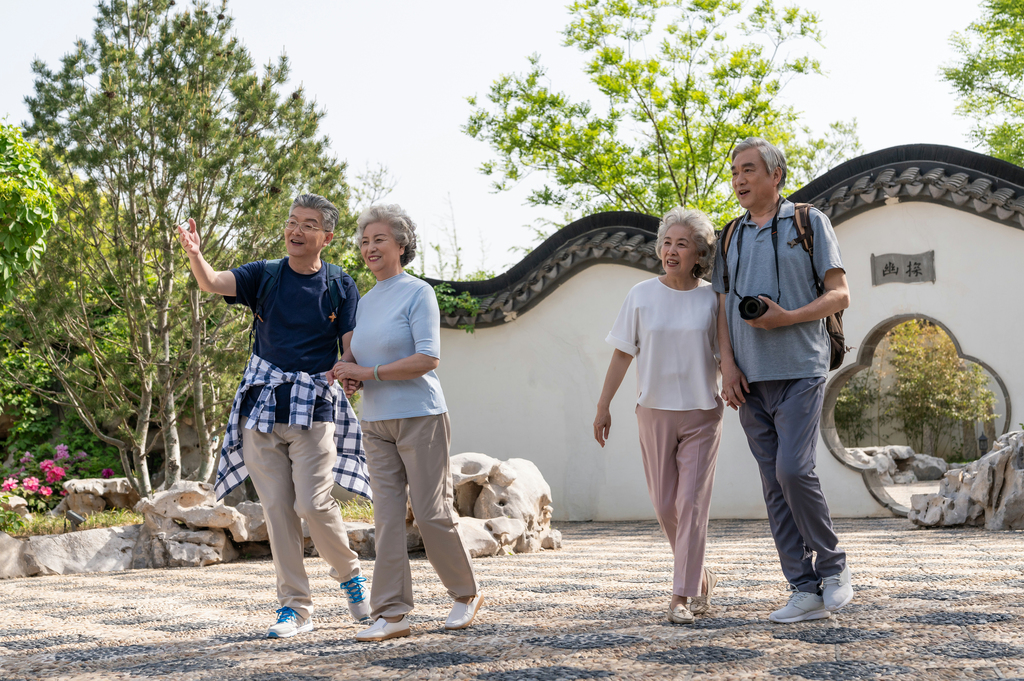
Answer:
[{"left": 870, "top": 251, "right": 935, "bottom": 286}]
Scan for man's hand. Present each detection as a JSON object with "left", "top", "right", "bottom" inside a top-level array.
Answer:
[
  {"left": 593, "top": 404, "right": 612, "bottom": 447},
  {"left": 342, "top": 378, "right": 362, "bottom": 397},
  {"left": 744, "top": 297, "right": 792, "bottom": 330},
  {"left": 176, "top": 218, "right": 202, "bottom": 258},
  {"left": 721, "top": 360, "right": 749, "bottom": 410}
]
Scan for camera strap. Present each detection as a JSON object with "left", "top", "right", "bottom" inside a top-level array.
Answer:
[{"left": 731, "top": 200, "right": 782, "bottom": 303}]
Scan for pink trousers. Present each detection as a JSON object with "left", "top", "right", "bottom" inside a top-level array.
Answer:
[{"left": 635, "top": 398, "right": 724, "bottom": 597}]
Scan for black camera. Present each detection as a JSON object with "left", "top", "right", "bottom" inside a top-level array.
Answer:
[{"left": 738, "top": 295, "right": 771, "bottom": 320}]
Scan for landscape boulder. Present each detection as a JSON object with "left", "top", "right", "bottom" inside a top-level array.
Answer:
[
  {"left": 21, "top": 525, "right": 140, "bottom": 576},
  {"left": 0, "top": 532, "right": 27, "bottom": 579},
  {"left": 449, "top": 452, "right": 561, "bottom": 554},
  {"left": 61, "top": 478, "right": 142, "bottom": 517},
  {"left": 1, "top": 494, "right": 29, "bottom": 518},
  {"left": 910, "top": 431, "right": 1024, "bottom": 530},
  {"left": 910, "top": 453, "right": 948, "bottom": 482}
]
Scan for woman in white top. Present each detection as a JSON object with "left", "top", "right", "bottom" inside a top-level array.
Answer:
[{"left": 593, "top": 207, "right": 723, "bottom": 625}]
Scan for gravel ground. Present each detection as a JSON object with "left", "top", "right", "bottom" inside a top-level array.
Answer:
[{"left": 2, "top": 518, "right": 1024, "bottom": 680}]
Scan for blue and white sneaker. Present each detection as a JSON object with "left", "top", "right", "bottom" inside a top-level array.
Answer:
[
  {"left": 267, "top": 606, "right": 313, "bottom": 638},
  {"left": 341, "top": 575, "right": 371, "bottom": 621}
]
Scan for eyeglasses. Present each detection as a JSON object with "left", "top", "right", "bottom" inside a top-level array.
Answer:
[{"left": 284, "top": 219, "right": 325, "bottom": 234}]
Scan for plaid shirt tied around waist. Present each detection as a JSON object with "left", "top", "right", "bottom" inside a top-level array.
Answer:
[{"left": 215, "top": 354, "right": 372, "bottom": 501}]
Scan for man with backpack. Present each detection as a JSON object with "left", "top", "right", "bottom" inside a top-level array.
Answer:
[
  {"left": 176, "top": 194, "right": 373, "bottom": 638},
  {"left": 711, "top": 138, "right": 854, "bottom": 623}
]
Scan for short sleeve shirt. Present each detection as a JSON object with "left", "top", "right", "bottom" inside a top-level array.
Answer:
[
  {"left": 350, "top": 272, "right": 447, "bottom": 422},
  {"left": 606, "top": 278, "right": 720, "bottom": 411},
  {"left": 225, "top": 257, "right": 360, "bottom": 422},
  {"left": 710, "top": 200, "right": 844, "bottom": 382}
]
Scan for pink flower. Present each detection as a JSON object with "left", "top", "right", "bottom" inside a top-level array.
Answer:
[
  {"left": 1, "top": 477, "right": 17, "bottom": 492},
  {"left": 40, "top": 459, "right": 55, "bottom": 471},
  {"left": 39, "top": 486, "right": 52, "bottom": 497},
  {"left": 101, "top": 468, "right": 114, "bottom": 479},
  {"left": 21, "top": 477, "right": 40, "bottom": 492},
  {"left": 45, "top": 466, "right": 66, "bottom": 484},
  {"left": 75, "top": 451, "right": 88, "bottom": 461},
  {"left": 55, "top": 444, "right": 70, "bottom": 461},
  {"left": 19, "top": 452, "right": 33, "bottom": 464}
]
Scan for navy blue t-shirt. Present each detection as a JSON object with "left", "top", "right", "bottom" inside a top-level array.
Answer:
[{"left": 225, "top": 258, "right": 359, "bottom": 423}]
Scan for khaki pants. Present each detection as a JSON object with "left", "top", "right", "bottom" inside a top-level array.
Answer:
[
  {"left": 242, "top": 421, "right": 361, "bottom": 620},
  {"left": 636, "top": 399, "right": 724, "bottom": 597},
  {"left": 362, "top": 413, "right": 477, "bottom": 619}
]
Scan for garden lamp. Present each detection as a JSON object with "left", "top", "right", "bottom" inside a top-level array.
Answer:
[
  {"left": 65, "top": 509, "right": 85, "bottom": 532},
  {"left": 978, "top": 432, "right": 989, "bottom": 456}
]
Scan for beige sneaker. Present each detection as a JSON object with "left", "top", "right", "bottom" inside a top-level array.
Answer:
[{"left": 690, "top": 567, "right": 718, "bottom": 615}]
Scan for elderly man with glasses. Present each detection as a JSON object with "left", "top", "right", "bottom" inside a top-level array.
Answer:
[{"left": 176, "top": 194, "right": 373, "bottom": 638}]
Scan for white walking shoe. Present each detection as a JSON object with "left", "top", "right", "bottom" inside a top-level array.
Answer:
[
  {"left": 445, "top": 594, "right": 484, "bottom": 630},
  {"left": 769, "top": 591, "right": 831, "bottom": 623},
  {"left": 667, "top": 602, "right": 694, "bottom": 624},
  {"left": 355, "top": 616, "right": 411, "bottom": 642},
  {"left": 267, "top": 607, "right": 314, "bottom": 638},
  {"left": 822, "top": 565, "right": 854, "bottom": 611}
]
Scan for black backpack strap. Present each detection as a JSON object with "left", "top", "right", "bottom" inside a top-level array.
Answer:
[
  {"left": 325, "top": 262, "right": 347, "bottom": 313},
  {"left": 254, "top": 258, "right": 284, "bottom": 322},
  {"left": 719, "top": 217, "right": 742, "bottom": 295}
]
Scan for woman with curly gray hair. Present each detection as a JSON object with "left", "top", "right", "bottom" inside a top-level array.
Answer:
[
  {"left": 593, "top": 207, "right": 724, "bottom": 625},
  {"left": 330, "top": 204, "right": 480, "bottom": 642}
]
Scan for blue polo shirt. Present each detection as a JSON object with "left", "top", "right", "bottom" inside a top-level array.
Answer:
[
  {"left": 225, "top": 257, "right": 359, "bottom": 423},
  {"left": 710, "top": 199, "right": 844, "bottom": 383}
]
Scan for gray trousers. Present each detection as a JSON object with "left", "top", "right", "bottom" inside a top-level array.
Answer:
[{"left": 738, "top": 377, "right": 846, "bottom": 593}]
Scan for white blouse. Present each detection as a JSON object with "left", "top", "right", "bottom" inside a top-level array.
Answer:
[{"left": 605, "top": 277, "right": 720, "bottom": 411}]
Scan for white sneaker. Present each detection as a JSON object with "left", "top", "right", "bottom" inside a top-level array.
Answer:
[
  {"left": 769, "top": 591, "right": 831, "bottom": 623},
  {"left": 340, "top": 575, "right": 372, "bottom": 621},
  {"left": 822, "top": 565, "right": 854, "bottom": 611},
  {"left": 355, "top": 616, "right": 411, "bottom": 642},
  {"left": 267, "top": 607, "right": 314, "bottom": 638},
  {"left": 445, "top": 595, "right": 484, "bottom": 630}
]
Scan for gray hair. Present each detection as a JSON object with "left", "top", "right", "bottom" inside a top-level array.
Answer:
[
  {"left": 731, "top": 137, "right": 787, "bottom": 190},
  {"left": 291, "top": 194, "right": 340, "bottom": 232},
  {"left": 356, "top": 203, "right": 418, "bottom": 267},
  {"left": 656, "top": 208, "right": 717, "bottom": 279}
]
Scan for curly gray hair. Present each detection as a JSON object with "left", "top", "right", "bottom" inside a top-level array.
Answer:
[
  {"left": 356, "top": 204, "right": 418, "bottom": 267},
  {"left": 731, "top": 137, "right": 788, "bottom": 190},
  {"left": 656, "top": 207, "right": 717, "bottom": 279},
  {"left": 291, "top": 194, "right": 340, "bottom": 232}
]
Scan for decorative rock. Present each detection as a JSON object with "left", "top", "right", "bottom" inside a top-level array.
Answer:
[
  {"left": 871, "top": 452, "right": 896, "bottom": 485},
  {"left": 61, "top": 478, "right": 141, "bottom": 517},
  {"left": 450, "top": 452, "right": 560, "bottom": 555},
  {"left": 1, "top": 494, "right": 29, "bottom": 518},
  {"left": 457, "top": 516, "right": 502, "bottom": 557},
  {"left": 21, "top": 525, "right": 140, "bottom": 576},
  {"left": 0, "top": 531, "right": 27, "bottom": 579},
  {"left": 910, "top": 431, "right": 1024, "bottom": 530},
  {"left": 910, "top": 453, "right": 948, "bottom": 481},
  {"left": 886, "top": 445, "right": 916, "bottom": 461},
  {"left": 234, "top": 500, "right": 268, "bottom": 542},
  {"left": 133, "top": 482, "right": 245, "bottom": 568},
  {"left": 892, "top": 470, "right": 918, "bottom": 485},
  {"left": 135, "top": 481, "right": 249, "bottom": 542}
]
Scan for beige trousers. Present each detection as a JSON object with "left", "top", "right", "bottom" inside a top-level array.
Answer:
[
  {"left": 242, "top": 421, "right": 361, "bottom": 620},
  {"left": 635, "top": 399, "right": 724, "bottom": 597},
  {"left": 361, "top": 413, "right": 478, "bottom": 619}
]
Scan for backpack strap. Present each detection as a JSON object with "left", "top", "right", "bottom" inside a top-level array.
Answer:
[
  {"left": 325, "top": 262, "right": 347, "bottom": 313},
  {"left": 790, "top": 203, "right": 822, "bottom": 294},
  {"left": 719, "top": 217, "right": 743, "bottom": 295},
  {"left": 254, "top": 258, "right": 284, "bottom": 323}
]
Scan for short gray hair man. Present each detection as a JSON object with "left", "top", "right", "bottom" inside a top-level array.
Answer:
[
  {"left": 731, "top": 137, "right": 788, "bottom": 190},
  {"left": 292, "top": 193, "right": 340, "bottom": 232}
]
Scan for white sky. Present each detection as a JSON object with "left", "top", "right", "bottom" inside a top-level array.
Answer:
[{"left": 0, "top": 1, "right": 984, "bottom": 277}]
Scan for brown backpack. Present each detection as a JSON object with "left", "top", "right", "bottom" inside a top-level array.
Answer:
[{"left": 719, "top": 203, "right": 848, "bottom": 371}]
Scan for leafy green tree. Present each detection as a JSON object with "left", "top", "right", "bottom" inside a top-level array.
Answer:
[
  {"left": 944, "top": 0, "right": 1024, "bottom": 166},
  {"left": 886, "top": 320, "right": 996, "bottom": 457},
  {"left": 834, "top": 372, "right": 879, "bottom": 446},
  {"left": 14, "top": 0, "right": 353, "bottom": 495},
  {"left": 0, "top": 124, "right": 57, "bottom": 301},
  {"left": 465, "top": 0, "right": 860, "bottom": 224}
]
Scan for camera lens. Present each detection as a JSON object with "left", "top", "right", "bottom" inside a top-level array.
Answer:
[{"left": 739, "top": 296, "right": 769, "bottom": 320}]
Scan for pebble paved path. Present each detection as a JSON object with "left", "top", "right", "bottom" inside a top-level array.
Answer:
[{"left": 2, "top": 518, "right": 1024, "bottom": 680}]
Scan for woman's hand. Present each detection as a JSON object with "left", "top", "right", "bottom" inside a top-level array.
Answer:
[
  {"left": 593, "top": 404, "right": 612, "bottom": 447},
  {"left": 342, "top": 378, "right": 362, "bottom": 397},
  {"left": 721, "top": 359, "right": 749, "bottom": 410},
  {"left": 328, "top": 360, "right": 371, "bottom": 384}
]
